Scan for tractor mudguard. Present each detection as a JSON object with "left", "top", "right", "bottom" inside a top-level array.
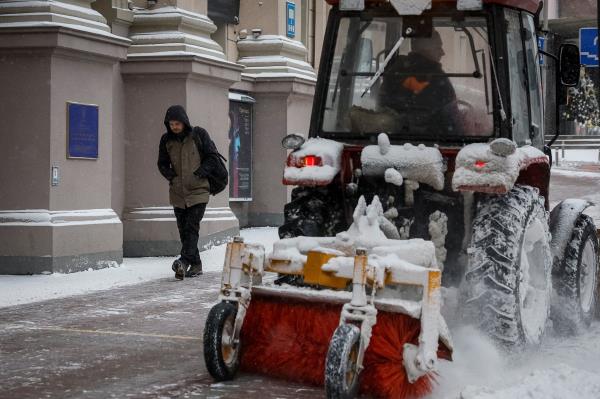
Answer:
[{"left": 549, "top": 199, "right": 593, "bottom": 266}]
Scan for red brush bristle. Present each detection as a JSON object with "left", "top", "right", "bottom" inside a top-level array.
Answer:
[
  {"left": 240, "top": 294, "right": 451, "bottom": 398},
  {"left": 240, "top": 295, "right": 341, "bottom": 384},
  {"left": 361, "top": 312, "right": 439, "bottom": 398}
]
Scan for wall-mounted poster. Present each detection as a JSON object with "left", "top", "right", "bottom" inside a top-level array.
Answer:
[
  {"left": 228, "top": 93, "right": 255, "bottom": 201},
  {"left": 67, "top": 102, "right": 99, "bottom": 159}
]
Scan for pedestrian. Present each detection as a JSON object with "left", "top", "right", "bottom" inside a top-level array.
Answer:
[{"left": 157, "top": 105, "right": 223, "bottom": 280}]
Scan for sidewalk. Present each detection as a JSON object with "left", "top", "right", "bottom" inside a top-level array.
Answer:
[
  {"left": 0, "top": 227, "right": 278, "bottom": 309},
  {"left": 0, "top": 274, "right": 319, "bottom": 399},
  {"left": 555, "top": 160, "right": 600, "bottom": 173}
]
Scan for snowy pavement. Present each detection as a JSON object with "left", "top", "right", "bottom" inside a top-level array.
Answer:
[
  {"left": 430, "top": 324, "right": 600, "bottom": 399},
  {"left": 0, "top": 227, "right": 279, "bottom": 309},
  {"left": 0, "top": 272, "right": 321, "bottom": 399},
  {"left": 3, "top": 169, "right": 600, "bottom": 398}
]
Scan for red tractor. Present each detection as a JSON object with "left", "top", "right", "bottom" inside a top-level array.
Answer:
[
  {"left": 278, "top": 0, "right": 600, "bottom": 346},
  {"left": 204, "top": 1, "right": 600, "bottom": 397}
]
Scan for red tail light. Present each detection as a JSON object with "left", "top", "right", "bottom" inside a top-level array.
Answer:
[
  {"left": 474, "top": 160, "right": 487, "bottom": 169},
  {"left": 303, "top": 155, "right": 319, "bottom": 167},
  {"left": 286, "top": 154, "right": 323, "bottom": 167}
]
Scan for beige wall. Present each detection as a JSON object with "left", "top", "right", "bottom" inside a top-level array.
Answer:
[
  {"left": 225, "top": 0, "right": 329, "bottom": 69},
  {"left": 0, "top": 17, "right": 129, "bottom": 273},
  {"left": 49, "top": 55, "right": 115, "bottom": 211},
  {"left": 111, "top": 63, "right": 127, "bottom": 218},
  {"left": 246, "top": 80, "right": 315, "bottom": 226},
  {"left": 0, "top": 53, "right": 51, "bottom": 210},
  {"left": 0, "top": 0, "right": 328, "bottom": 272},
  {"left": 558, "top": 0, "right": 595, "bottom": 18}
]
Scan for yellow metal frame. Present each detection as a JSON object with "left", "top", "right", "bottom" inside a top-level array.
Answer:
[{"left": 303, "top": 251, "right": 350, "bottom": 289}]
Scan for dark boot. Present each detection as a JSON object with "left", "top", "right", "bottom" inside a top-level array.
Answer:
[
  {"left": 172, "top": 259, "right": 186, "bottom": 280},
  {"left": 186, "top": 261, "right": 203, "bottom": 277}
]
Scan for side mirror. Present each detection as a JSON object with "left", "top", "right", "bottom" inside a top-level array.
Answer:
[
  {"left": 282, "top": 134, "right": 305, "bottom": 150},
  {"left": 559, "top": 44, "right": 581, "bottom": 87}
]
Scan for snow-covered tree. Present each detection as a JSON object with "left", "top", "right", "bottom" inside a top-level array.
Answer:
[{"left": 565, "top": 70, "right": 600, "bottom": 128}]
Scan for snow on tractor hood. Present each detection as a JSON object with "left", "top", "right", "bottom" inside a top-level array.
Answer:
[
  {"left": 269, "top": 195, "right": 439, "bottom": 274},
  {"left": 283, "top": 138, "right": 344, "bottom": 186},
  {"left": 452, "top": 140, "right": 548, "bottom": 194},
  {"left": 361, "top": 133, "right": 446, "bottom": 191}
]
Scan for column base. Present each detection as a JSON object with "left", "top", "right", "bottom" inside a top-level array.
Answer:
[
  {"left": 123, "top": 207, "right": 240, "bottom": 257},
  {"left": 0, "top": 209, "right": 123, "bottom": 275},
  {"left": 0, "top": 251, "right": 123, "bottom": 275}
]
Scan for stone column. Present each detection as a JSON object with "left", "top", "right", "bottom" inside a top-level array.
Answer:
[
  {"left": 231, "top": 0, "right": 317, "bottom": 227},
  {"left": 0, "top": 0, "right": 129, "bottom": 274},
  {"left": 92, "top": 0, "right": 135, "bottom": 37},
  {"left": 121, "top": 0, "right": 243, "bottom": 256},
  {"left": 90, "top": 0, "right": 135, "bottom": 223}
]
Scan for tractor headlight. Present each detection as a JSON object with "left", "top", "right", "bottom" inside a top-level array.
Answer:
[{"left": 282, "top": 134, "right": 306, "bottom": 150}]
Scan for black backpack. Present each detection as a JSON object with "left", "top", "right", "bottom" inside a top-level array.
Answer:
[{"left": 192, "top": 127, "right": 228, "bottom": 196}]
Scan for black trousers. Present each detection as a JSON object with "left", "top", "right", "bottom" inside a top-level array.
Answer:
[{"left": 174, "top": 203, "right": 207, "bottom": 266}]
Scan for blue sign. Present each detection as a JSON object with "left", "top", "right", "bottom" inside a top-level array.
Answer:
[
  {"left": 67, "top": 102, "right": 99, "bottom": 159},
  {"left": 537, "top": 35, "right": 545, "bottom": 65},
  {"left": 286, "top": 1, "right": 295, "bottom": 38},
  {"left": 580, "top": 27, "right": 599, "bottom": 67}
]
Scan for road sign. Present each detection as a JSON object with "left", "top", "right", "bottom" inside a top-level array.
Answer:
[
  {"left": 579, "top": 27, "right": 599, "bottom": 67},
  {"left": 286, "top": 1, "right": 295, "bottom": 38},
  {"left": 538, "top": 35, "right": 545, "bottom": 65}
]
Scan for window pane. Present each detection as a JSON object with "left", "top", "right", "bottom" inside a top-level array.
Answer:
[
  {"left": 505, "top": 9, "right": 530, "bottom": 146},
  {"left": 522, "top": 13, "right": 543, "bottom": 147},
  {"left": 321, "top": 15, "right": 494, "bottom": 139}
]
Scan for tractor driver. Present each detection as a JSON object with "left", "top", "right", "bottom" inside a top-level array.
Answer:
[{"left": 380, "top": 30, "right": 462, "bottom": 137}]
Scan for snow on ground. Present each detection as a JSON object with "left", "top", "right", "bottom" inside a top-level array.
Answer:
[
  {"left": 0, "top": 227, "right": 278, "bottom": 309},
  {"left": 557, "top": 149, "right": 600, "bottom": 163},
  {"left": 4, "top": 167, "right": 600, "bottom": 397},
  {"left": 427, "top": 324, "right": 600, "bottom": 399}
]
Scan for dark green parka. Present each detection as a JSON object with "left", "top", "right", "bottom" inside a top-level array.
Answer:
[{"left": 157, "top": 106, "right": 210, "bottom": 208}]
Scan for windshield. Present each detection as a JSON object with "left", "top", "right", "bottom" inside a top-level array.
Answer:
[{"left": 321, "top": 14, "right": 494, "bottom": 141}]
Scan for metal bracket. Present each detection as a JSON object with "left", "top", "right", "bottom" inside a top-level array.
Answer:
[
  {"left": 340, "top": 0, "right": 364, "bottom": 11},
  {"left": 390, "top": 0, "right": 431, "bottom": 16},
  {"left": 457, "top": 0, "right": 483, "bottom": 10}
]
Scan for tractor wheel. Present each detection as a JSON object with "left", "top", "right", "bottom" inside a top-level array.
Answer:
[
  {"left": 325, "top": 323, "right": 361, "bottom": 399},
  {"left": 203, "top": 302, "right": 240, "bottom": 381},
  {"left": 551, "top": 214, "right": 600, "bottom": 334},
  {"left": 462, "top": 185, "right": 552, "bottom": 347},
  {"left": 279, "top": 186, "right": 347, "bottom": 239}
]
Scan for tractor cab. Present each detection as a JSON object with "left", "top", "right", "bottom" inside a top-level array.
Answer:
[
  {"left": 308, "top": 0, "right": 580, "bottom": 149},
  {"left": 279, "top": 0, "right": 584, "bottom": 287},
  {"left": 204, "top": 2, "right": 600, "bottom": 397}
]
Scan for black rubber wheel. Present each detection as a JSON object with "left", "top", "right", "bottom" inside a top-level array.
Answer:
[
  {"left": 203, "top": 302, "right": 240, "bottom": 381},
  {"left": 279, "top": 186, "right": 347, "bottom": 239},
  {"left": 462, "top": 185, "right": 552, "bottom": 347},
  {"left": 552, "top": 214, "right": 600, "bottom": 334},
  {"left": 325, "top": 324, "right": 361, "bottom": 399}
]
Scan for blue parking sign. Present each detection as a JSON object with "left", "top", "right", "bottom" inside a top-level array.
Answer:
[
  {"left": 580, "top": 27, "right": 598, "bottom": 67},
  {"left": 537, "top": 35, "right": 545, "bottom": 65},
  {"left": 286, "top": 2, "right": 295, "bottom": 38}
]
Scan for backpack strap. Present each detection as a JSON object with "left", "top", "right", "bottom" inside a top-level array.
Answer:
[{"left": 192, "top": 126, "right": 227, "bottom": 161}]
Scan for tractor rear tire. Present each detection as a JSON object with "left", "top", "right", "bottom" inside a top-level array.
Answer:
[
  {"left": 203, "top": 302, "right": 240, "bottom": 381},
  {"left": 462, "top": 185, "right": 552, "bottom": 347},
  {"left": 325, "top": 323, "right": 361, "bottom": 399},
  {"left": 551, "top": 214, "right": 600, "bottom": 334},
  {"left": 279, "top": 186, "right": 346, "bottom": 239}
]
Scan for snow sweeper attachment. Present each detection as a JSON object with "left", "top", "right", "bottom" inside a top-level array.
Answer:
[{"left": 204, "top": 197, "right": 453, "bottom": 399}]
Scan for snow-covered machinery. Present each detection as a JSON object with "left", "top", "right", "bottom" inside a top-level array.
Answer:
[
  {"left": 204, "top": 0, "right": 600, "bottom": 398},
  {"left": 204, "top": 198, "right": 452, "bottom": 397}
]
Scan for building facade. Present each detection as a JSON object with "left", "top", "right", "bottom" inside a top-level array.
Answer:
[{"left": 0, "top": 0, "right": 329, "bottom": 274}]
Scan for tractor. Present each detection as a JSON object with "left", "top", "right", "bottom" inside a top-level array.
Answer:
[{"left": 204, "top": 1, "right": 600, "bottom": 398}]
